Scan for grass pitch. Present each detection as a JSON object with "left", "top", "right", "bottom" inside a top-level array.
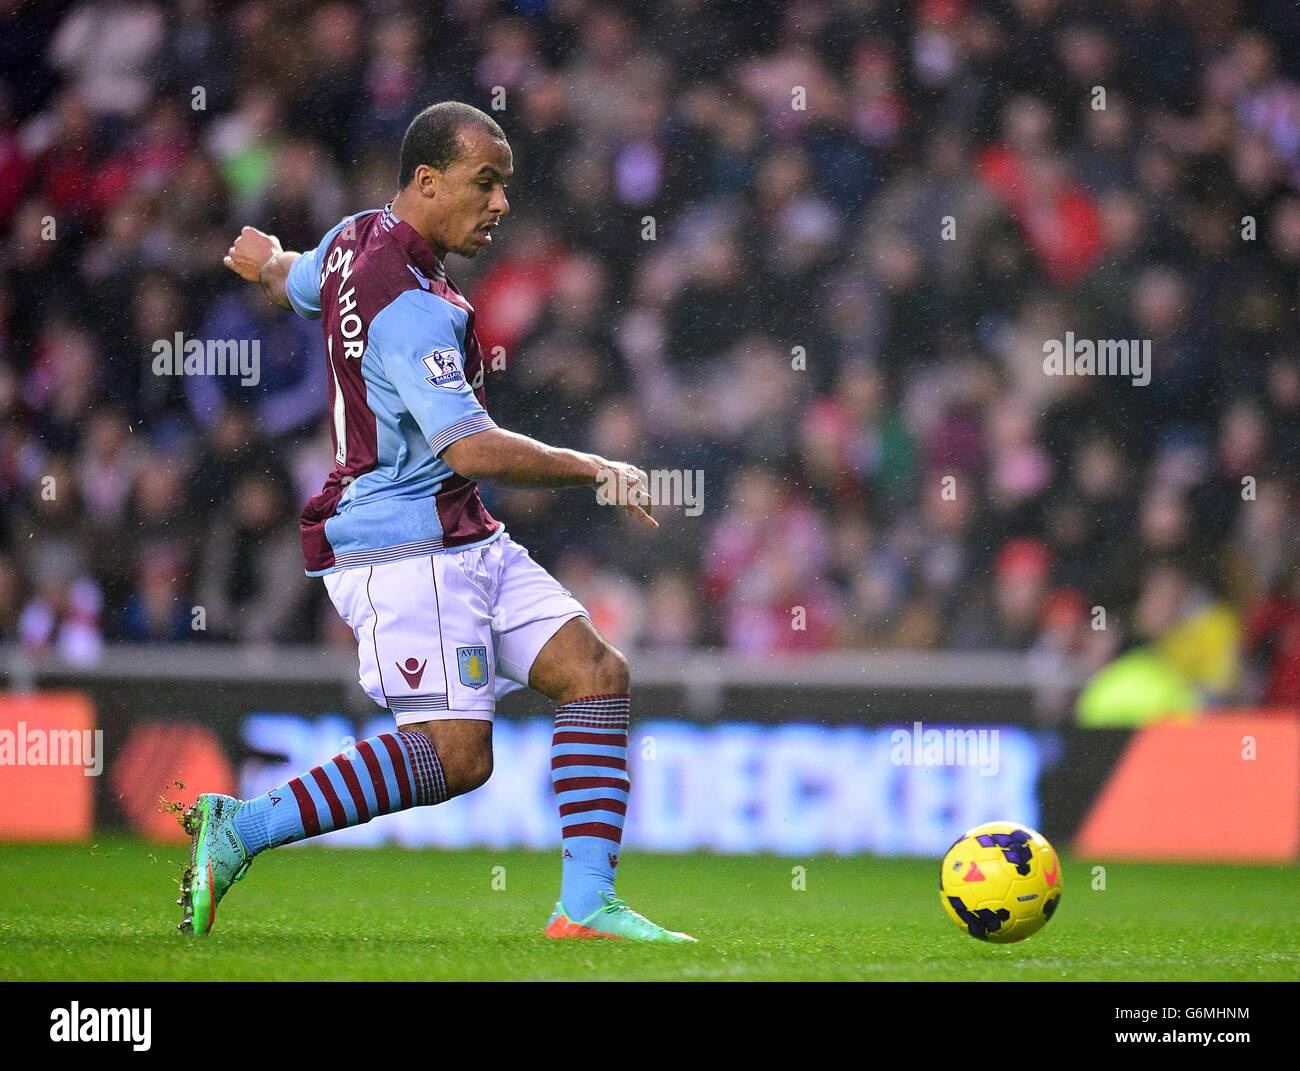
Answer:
[{"left": 0, "top": 839, "right": 1295, "bottom": 981}]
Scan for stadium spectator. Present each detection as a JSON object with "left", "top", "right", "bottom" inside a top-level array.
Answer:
[{"left": 0, "top": 0, "right": 1297, "bottom": 722}]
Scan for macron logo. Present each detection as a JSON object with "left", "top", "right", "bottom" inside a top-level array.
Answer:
[
  {"left": 50, "top": 1003, "right": 151, "bottom": 1051},
  {"left": 397, "top": 658, "right": 427, "bottom": 689}
]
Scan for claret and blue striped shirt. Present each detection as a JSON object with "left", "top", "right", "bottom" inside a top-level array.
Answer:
[{"left": 285, "top": 206, "right": 502, "bottom": 575}]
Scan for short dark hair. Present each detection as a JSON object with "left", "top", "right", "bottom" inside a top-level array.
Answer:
[{"left": 398, "top": 102, "right": 506, "bottom": 186}]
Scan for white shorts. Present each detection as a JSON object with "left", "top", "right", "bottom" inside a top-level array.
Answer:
[{"left": 322, "top": 532, "right": 589, "bottom": 725}]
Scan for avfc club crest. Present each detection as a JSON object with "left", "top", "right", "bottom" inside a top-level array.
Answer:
[
  {"left": 423, "top": 348, "right": 465, "bottom": 390},
  {"left": 457, "top": 645, "right": 489, "bottom": 689}
]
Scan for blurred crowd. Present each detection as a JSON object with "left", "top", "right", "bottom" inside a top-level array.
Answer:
[{"left": 4, "top": 0, "right": 1300, "bottom": 719}]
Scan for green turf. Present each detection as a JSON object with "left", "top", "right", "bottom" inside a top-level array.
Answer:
[{"left": 0, "top": 839, "right": 1295, "bottom": 980}]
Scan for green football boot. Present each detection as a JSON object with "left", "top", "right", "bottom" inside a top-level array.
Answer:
[
  {"left": 177, "top": 793, "right": 253, "bottom": 936},
  {"left": 544, "top": 892, "right": 696, "bottom": 942}
]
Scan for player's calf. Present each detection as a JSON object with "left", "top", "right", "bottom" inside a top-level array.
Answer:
[
  {"left": 526, "top": 617, "right": 694, "bottom": 940},
  {"left": 178, "top": 722, "right": 489, "bottom": 935},
  {"left": 543, "top": 691, "right": 694, "bottom": 942}
]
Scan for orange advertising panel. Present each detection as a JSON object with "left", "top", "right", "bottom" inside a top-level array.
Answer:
[
  {"left": 109, "top": 722, "right": 235, "bottom": 843},
  {"left": 0, "top": 692, "right": 97, "bottom": 841},
  {"left": 1075, "top": 712, "right": 1300, "bottom": 862}
]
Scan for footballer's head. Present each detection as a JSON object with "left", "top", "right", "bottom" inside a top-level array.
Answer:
[{"left": 397, "top": 102, "right": 512, "bottom": 258}]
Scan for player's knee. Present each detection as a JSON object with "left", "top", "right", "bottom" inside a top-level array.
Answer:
[
  {"left": 587, "top": 644, "right": 630, "bottom": 695},
  {"left": 441, "top": 745, "right": 493, "bottom": 797},
  {"left": 411, "top": 723, "right": 493, "bottom": 798},
  {"left": 458, "top": 749, "right": 494, "bottom": 795}
]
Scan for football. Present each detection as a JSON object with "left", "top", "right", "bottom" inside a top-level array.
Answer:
[{"left": 940, "top": 822, "right": 1063, "bottom": 943}]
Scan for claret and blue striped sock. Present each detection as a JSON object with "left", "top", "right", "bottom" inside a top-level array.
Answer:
[
  {"left": 550, "top": 694, "right": 631, "bottom": 921},
  {"left": 232, "top": 730, "right": 448, "bottom": 855}
]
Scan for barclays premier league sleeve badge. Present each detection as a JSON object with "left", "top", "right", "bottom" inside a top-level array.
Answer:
[{"left": 423, "top": 348, "right": 466, "bottom": 390}]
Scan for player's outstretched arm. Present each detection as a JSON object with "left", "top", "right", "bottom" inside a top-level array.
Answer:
[
  {"left": 442, "top": 427, "right": 658, "bottom": 528},
  {"left": 223, "top": 226, "right": 300, "bottom": 311}
]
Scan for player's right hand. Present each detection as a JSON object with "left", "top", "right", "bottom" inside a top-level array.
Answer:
[
  {"left": 224, "top": 226, "right": 283, "bottom": 283},
  {"left": 594, "top": 461, "right": 658, "bottom": 529}
]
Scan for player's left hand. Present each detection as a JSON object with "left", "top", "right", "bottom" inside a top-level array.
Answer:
[
  {"left": 224, "top": 226, "right": 284, "bottom": 283},
  {"left": 595, "top": 461, "right": 658, "bottom": 529}
]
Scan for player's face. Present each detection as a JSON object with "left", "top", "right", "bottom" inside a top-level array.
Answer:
[{"left": 438, "top": 127, "right": 513, "bottom": 258}]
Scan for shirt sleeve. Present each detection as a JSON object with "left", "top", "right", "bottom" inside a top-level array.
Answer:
[
  {"left": 285, "top": 241, "right": 324, "bottom": 320},
  {"left": 369, "top": 289, "right": 497, "bottom": 457},
  {"left": 285, "top": 216, "right": 355, "bottom": 320}
]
